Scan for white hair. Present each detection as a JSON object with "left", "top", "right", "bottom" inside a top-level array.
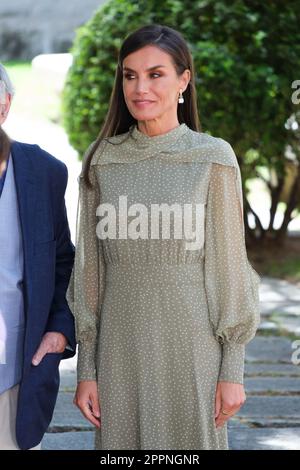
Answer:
[{"left": 0, "top": 63, "right": 15, "bottom": 105}]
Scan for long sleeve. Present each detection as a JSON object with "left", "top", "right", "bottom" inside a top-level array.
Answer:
[
  {"left": 66, "top": 148, "right": 106, "bottom": 382},
  {"left": 204, "top": 158, "right": 261, "bottom": 385}
]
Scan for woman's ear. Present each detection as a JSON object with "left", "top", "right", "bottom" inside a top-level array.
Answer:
[{"left": 180, "top": 69, "right": 191, "bottom": 93}]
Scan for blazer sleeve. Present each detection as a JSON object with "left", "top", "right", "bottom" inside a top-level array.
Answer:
[
  {"left": 204, "top": 155, "right": 261, "bottom": 384},
  {"left": 46, "top": 161, "right": 76, "bottom": 356},
  {"left": 66, "top": 146, "right": 106, "bottom": 382}
]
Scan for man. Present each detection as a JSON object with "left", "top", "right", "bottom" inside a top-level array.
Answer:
[{"left": 0, "top": 63, "right": 76, "bottom": 449}]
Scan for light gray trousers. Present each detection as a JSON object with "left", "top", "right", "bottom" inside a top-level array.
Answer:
[{"left": 0, "top": 384, "right": 41, "bottom": 450}]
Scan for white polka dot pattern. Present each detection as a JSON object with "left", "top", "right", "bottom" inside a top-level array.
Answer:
[{"left": 66, "top": 123, "right": 261, "bottom": 450}]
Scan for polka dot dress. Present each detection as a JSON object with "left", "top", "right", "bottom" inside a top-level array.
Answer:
[{"left": 66, "top": 122, "right": 261, "bottom": 450}]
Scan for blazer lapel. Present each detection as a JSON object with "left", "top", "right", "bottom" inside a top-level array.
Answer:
[{"left": 11, "top": 141, "right": 38, "bottom": 308}]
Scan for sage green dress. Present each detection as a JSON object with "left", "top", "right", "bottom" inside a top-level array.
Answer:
[{"left": 66, "top": 123, "right": 261, "bottom": 450}]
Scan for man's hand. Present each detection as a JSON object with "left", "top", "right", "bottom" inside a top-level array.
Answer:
[
  {"left": 74, "top": 381, "right": 101, "bottom": 428},
  {"left": 215, "top": 381, "right": 246, "bottom": 428},
  {"left": 32, "top": 332, "right": 67, "bottom": 366}
]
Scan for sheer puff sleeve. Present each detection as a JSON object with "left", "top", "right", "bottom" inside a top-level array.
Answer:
[
  {"left": 66, "top": 143, "right": 106, "bottom": 382},
  {"left": 204, "top": 143, "right": 261, "bottom": 384}
]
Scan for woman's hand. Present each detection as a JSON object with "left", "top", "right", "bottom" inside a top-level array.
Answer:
[
  {"left": 214, "top": 381, "right": 246, "bottom": 428},
  {"left": 73, "top": 380, "right": 101, "bottom": 428}
]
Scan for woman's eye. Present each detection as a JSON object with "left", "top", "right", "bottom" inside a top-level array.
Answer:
[
  {"left": 124, "top": 74, "right": 135, "bottom": 80},
  {"left": 123, "top": 73, "right": 161, "bottom": 80}
]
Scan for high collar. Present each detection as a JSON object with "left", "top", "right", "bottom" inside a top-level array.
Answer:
[
  {"left": 129, "top": 122, "right": 189, "bottom": 148},
  {"left": 91, "top": 122, "right": 219, "bottom": 166}
]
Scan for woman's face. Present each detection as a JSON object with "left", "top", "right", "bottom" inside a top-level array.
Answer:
[{"left": 122, "top": 45, "right": 190, "bottom": 124}]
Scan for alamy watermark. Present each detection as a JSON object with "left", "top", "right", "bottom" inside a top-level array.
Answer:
[
  {"left": 291, "top": 340, "right": 300, "bottom": 365},
  {"left": 291, "top": 80, "right": 300, "bottom": 104},
  {"left": 96, "top": 195, "right": 205, "bottom": 251}
]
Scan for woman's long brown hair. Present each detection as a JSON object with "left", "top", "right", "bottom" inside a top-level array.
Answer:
[{"left": 82, "top": 23, "right": 201, "bottom": 187}]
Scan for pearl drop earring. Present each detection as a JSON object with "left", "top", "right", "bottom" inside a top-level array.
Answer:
[{"left": 178, "top": 89, "right": 184, "bottom": 104}]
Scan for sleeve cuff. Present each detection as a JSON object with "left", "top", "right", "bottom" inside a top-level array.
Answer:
[
  {"left": 77, "top": 340, "right": 97, "bottom": 382},
  {"left": 218, "top": 342, "right": 245, "bottom": 384}
]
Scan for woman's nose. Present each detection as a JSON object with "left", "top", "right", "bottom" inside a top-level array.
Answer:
[{"left": 135, "top": 78, "right": 150, "bottom": 94}]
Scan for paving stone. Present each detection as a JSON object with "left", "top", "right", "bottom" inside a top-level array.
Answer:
[
  {"left": 258, "top": 321, "right": 279, "bottom": 332},
  {"left": 244, "top": 377, "right": 300, "bottom": 394},
  {"left": 271, "top": 315, "right": 300, "bottom": 335},
  {"left": 237, "top": 396, "right": 300, "bottom": 419},
  {"left": 227, "top": 419, "right": 249, "bottom": 429},
  {"left": 49, "top": 392, "right": 92, "bottom": 430},
  {"left": 260, "top": 303, "right": 300, "bottom": 316},
  {"left": 59, "top": 371, "right": 76, "bottom": 391},
  {"left": 245, "top": 363, "right": 300, "bottom": 377},
  {"left": 245, "top": 337, "right": 295, "bottom": 363},
  {"left": 229, "top": 427, "right": 300, "bottom": 450},
  {"left": 239, "top": 418, "right": 300, "bottom": 428},
  {"left": 42, "top": 427, "right": 300, "bottom": 450},
  {"left": 42, "top": 431, "right": 95, "bottom": 450},
  {"left": 260, "top": 277, "right": 300, "bottom": 303}
]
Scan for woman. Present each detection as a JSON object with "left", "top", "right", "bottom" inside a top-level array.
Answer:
[
  {"left": 0, "top": 63, "right": 75, "bottom": 450},
  {"left": 67, "top": 24, "right": 261, "bottom": 450}
]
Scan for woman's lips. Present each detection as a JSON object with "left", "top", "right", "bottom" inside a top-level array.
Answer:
[{"left": 133, "top": 100, "right": 155, "bottom": 108}]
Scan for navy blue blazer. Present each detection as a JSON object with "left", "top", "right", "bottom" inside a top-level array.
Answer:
[{"left": 10, "top": 141, "right": 76, "bottom": 450}]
